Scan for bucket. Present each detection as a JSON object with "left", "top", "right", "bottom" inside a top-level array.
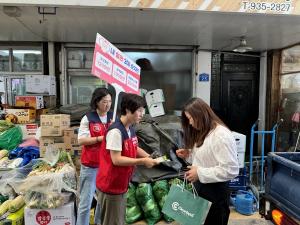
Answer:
[{"left": 230, "top": 190, "right": 258, "bottom": 215}]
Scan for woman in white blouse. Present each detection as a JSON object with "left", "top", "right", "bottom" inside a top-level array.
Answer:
[{"left": 176, "top": 97, "right": 239, "bottom": 225}]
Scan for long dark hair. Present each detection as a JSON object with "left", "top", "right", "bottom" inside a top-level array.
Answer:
[
  {"left": 90, "top": 88, "right": 111, "bottom": 110},
  {"left": 181, "top": 98, "right": 226, "bottom": 149}
]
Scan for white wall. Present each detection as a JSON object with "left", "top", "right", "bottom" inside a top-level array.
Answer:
[
  {"left": 48, "top": 42, "right": 55, "bottom": 76},
  {"left": 193, "top": 51, "right": 211, "bottom": 105},
  {"left": 258, "top": 51, "right": 267, "bottom": 131}
]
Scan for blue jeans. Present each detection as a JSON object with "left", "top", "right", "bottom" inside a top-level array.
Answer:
[{"left": 76, "top": 165, "right": 100, "bottom": 225}]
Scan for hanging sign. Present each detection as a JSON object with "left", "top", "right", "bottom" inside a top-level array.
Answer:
[{"left": 91, "top": 33, "right": 141, "bottom": 94}]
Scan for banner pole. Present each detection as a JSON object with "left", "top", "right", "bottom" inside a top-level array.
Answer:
[{"left": 111, "top": 83, "right": 125, "bottom": 121}]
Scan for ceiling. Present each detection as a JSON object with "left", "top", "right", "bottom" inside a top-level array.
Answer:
[{"left": 1, "top": 5, "right": 300, "bottom": 51}]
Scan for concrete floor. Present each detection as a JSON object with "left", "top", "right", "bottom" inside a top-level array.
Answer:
[
  {"left": 228, "top": 211, "right": 274, "bottom": 225},
  {"left": 130, "top": 209, "right": 274, "bottom": 225}
]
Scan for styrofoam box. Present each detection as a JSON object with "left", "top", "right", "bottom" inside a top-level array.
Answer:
[
  {"left": 237, "top": 152, "right": 245, "bottom": 168},
  {"left": 232, "top": 131, "right": 246, "bottom": 168},
  {"left": 149, "top": 102, "right": 165, "bottom": 117},
  {"left": 25, "top": 75, "right": 56, "bottom": 96},
  {"left": 25, "top": 201, "right": 75, "bottom": 225},
  {"left": 145, "top": 89, "right": 165, "bottom": 106}
]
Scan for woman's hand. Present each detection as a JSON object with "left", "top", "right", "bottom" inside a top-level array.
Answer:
[
  {"left": 143, "top": 157, "right": 159, "bottom": 168},
  {"left": 185, "top": 166, "right": 199, "bottom": 183},
  {"left": 176, "top": 149, "right": 190, "bottom": 159}
]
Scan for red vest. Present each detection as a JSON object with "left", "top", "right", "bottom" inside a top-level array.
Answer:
[
  {"left": 81, "top": 111, "right": 113, "bottom": 168},
  {"left": 96, "top": 120, "right": 138, "bottom": 194}
]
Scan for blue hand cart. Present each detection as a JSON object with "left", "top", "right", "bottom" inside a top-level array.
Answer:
[{"left": 249, "top": 119, "right": 283, "bottom": 192}]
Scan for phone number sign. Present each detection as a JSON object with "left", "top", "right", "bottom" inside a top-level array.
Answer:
[{"left": 92, "top": 33, "right": 141, "bottom": 94}]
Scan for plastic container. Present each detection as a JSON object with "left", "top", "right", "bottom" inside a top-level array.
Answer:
[
  {"left": 228, "top": 168, "right": 248, "bottom": 191},
  {"left": 231, "top": 190, "right": 258, "bottom": 215}
]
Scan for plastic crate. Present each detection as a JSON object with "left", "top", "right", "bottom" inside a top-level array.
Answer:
[{"left": 228, "top": 168, "right": 248, "bottom": 191}]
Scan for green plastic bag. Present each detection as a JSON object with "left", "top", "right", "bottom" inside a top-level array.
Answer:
[
  {"left": 0, "top": 126, "right": 22, "bottom": 150},
  {"left": 135, "top": 183, "right": 161, "bottom": 225},
  {"left": 125, "top": 183, "right": 143, "bottom": 224},
  {"left": 162, "top": 183, "right": 212, "bottom": 225},
  {"left": 153, "top": 180, "right": 173, "bottom": 223}
]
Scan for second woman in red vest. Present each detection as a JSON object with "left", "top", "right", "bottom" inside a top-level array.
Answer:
[{"left": 96, "top": 93, "right": 158, "bottom": 225}]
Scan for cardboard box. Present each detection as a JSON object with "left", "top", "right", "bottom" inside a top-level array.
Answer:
[
  {"left": 15, "top": 96, "right": 44, "bottom": 109},
  {"left": 5, "top": 108, "right": 36, "bottom": 124},
  {"left": 63, "top": 128, "right": 81, "bottom": 154},
  {"left": 40, "top": 114, "right": 70, "bottom": 136},
  {"left": 36, "top": 108, "right": 49, "bottom": 120},
  {"left": 19, "top": 123, "right": 38, "bottom": 140},
  {"left": 25, "top": 75, "right": 56, "bottom": 96},
  {"left": 39, "top": 136, "right": 65, "bottom": 157},
  {"left": 43, "top": 96, "right": 56, "bottom": 108},
  {"left": 24, "top": 201, "right": 75, "bottom": 225}
]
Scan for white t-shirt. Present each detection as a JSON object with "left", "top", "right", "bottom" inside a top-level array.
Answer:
[
  {"left": 78, "top": 114, "right": 108, "bottom": 138},
  {"left": 190, "top": 125, "right": 239, "bottom": 183},
  {"left": 106, "top": 128, "right": 131, "bottom": 152}
]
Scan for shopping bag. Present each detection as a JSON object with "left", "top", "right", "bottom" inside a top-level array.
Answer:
[{"left": 162, "top": 181, "right": 212, "bottom": 225}]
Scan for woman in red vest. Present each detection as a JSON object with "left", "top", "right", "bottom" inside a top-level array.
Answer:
[
  {"left": 77, "top": 88, "right": 113, "bottom": 225},
  {"left": 96, "top": 93, "right": 158, "bottom": 225}
]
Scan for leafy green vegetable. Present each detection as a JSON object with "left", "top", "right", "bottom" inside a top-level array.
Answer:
[
  {"left": 168, "top": 178, "right": 183, "bottom": 186},
  {"left": 153, "top": 180, "right": 173, "bottom": 222},
  {"left": 135, "top": 183, "right": 161, "bottom": 225},
  {"left": 57, "top": 151, "right": 68, "bottom": 164},
  {"left": 125, "top": 183, "right": 142, "bottom": 224}
]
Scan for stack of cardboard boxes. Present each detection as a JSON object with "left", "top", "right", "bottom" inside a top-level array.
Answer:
[
  {"left": 4, "top": 95, "right": 55, "bottom": 140},
  {"left": 39, "top": 114, "right": 70, "bottom": 157},
  {"left": 39, "top": 114, "right": 82, "bottom": 171},
  {"left": 23, "top": 114, "right": 80, "bottom": 225}
]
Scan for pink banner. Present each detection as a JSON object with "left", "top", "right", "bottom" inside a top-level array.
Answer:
[{"left": 92, "top": 33, "right": 141, "bottom": 94}]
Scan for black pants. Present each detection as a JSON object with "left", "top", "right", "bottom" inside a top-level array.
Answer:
[{"left": 193, "top": 181, "right": 230, "bottom": 225}]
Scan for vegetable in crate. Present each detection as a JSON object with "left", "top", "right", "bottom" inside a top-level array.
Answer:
[
  {"left": 8, "top": 195, "right": 25, "bottom": 213},
  {"left": 25, "top": 191, "right": 68, "bottom": 209},
  {"left": 0, "top": 150, "right": 8, "bottom": 159},
  {"left": 0, "top": 200, "right": 12, "bottom": 217},
  {"left": 125, "top": 183, "right": 142, "bottom": 224},
  {"left": 153, "top": 180, "right": 173, "bottom": 222},
  {"left": 57, "top": 151, "right": 68, "bottom": 164},
  {"left": 135, "top": 183, "right": 161, "bottom": 225}
]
